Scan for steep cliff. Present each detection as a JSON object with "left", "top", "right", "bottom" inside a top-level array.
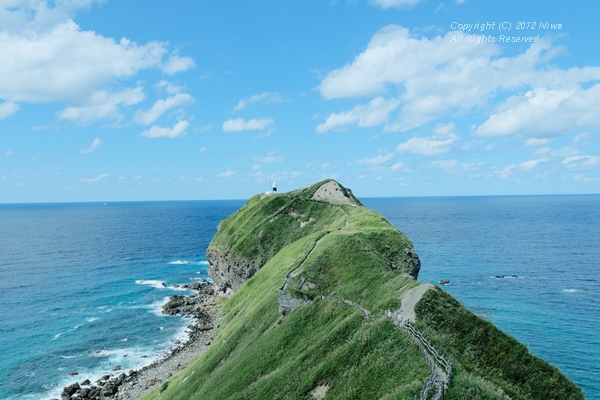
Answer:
[
  {"left": 207, "top": 179, "right": 419, "bottom": 294},
  {"left": 148, "top": 180, "right": 582, "bottom": 400}
]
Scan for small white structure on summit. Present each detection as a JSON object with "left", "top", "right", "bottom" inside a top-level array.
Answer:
[{"left": 272, "top": 182, "right": 277, "bottom": 193}]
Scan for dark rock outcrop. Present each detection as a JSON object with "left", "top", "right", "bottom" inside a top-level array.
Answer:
[{"left": 207, "top": 247, "right": 259, "bottom": 293}]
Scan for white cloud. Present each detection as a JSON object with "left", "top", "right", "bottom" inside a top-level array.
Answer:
[
  {"left": 196, "top": 123, "right": 213, "bottom": 132},
  {"left": 351, "top": 153, "right": 393, "bottom": 165},
  {"left": 551, "top": 146, "right": 579, "bottom": 157},
  {"left": 396, "top": 123, "right": 458, "bottom": 155},
  {"left": 222, "top": 118, "right": 274, "bottom": 132},
  {"left": 252, "top": 128, "right": 275, "bottom": 141},
  {"left": 233, "top": 92, "right": 282, "bottom": 111},
  {"left": 430, "top": 159, "right": 481, "bottom": 174},
  {"left": 156, "top": 80, "right": 183, "bottom": 94},
  {"left": 562, "top": 155, "right": 600, "bottom": 170},
  {"left": 368, "top": 0, "right": 423, "bottom": 9},
  {"left": 525, "top": 138, "right": 550, "bottom": 147},
  {"left": 253, "top": 151, "right": 285, "bottom": 163},
  {"left": 0, "top": 101, "right": 19, "bottom": 119},
  {"left": 198, "top": 147, "right": 209, "bottom": 153},
  {"left": 134, "top": 93, "right": 193, "bottom": 125},
  {"left": 318, "top": 25, "right": 600, "bottom": 133},
  {"left": 390, "top": 162, "right": 405, "bottom": 170},
  {"left": 80, "top": 138, "right": 102, "bottom": 154},
  {"left": 316, "top": 97, "right": 400, "bottom": 133},
  {"left": 574, "top": 131, "right": 592, "bottom": 144},
  {"left": 217, "top": 170, "right": 235, "bottom": 177},
  {"left": 57, "top": 87, "right": 144, "bottom": 124},
  {"left": 519, "top": 157, "right": 550, "bottom": 170},
  {"left": 81, "top": 173, "right": 108, "bottom": 183},
  {"left": 5, "top": 150, "right": 13, "bottom": 156},
  {"left": 162, "top": 52, "right": 196, "bottom": 75},
  {"left": 475, "top": 86, "right": 600, "bottom": 137},
  {"left": 574, "top": 174, "right": 600, "bottom": 183},
  {"left": 140, "top": 120, "right": 189, "bottom": 139},
  {"left": 0, "top": 21, "right": 168, "bottom": 104}
]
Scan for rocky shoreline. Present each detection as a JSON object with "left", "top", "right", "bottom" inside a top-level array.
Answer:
[{"left": 57, "top": 281, "right": 220, "bottom": 400}]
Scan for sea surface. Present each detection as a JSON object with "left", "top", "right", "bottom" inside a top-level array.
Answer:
[{"left": 1, "top": 196, "right": 599, "bottom": 399}]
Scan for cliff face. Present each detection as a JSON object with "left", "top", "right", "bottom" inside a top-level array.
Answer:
[
  {"left": 206, "top": 247, "right": 258, "bottom": 294},
  {"left": 206, "top": 179, "right": 420, "bottom": 294}
]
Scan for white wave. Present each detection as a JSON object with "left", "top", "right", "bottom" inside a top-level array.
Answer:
[
  {"left": 136, "top": 280, "right": 167, "bottom": 289},
  {"left": 121, "top": 338, "right": 128, "bottom": 342},
  {"left": 53, "top": 333, "right": 63, "bottom": 341},
  {"left": 169, "top": 260, "right": 190, "bottom": 265},
  {"left": 59, "top": 355, "right": 77, "bottom": 359},
  {"left": 86, "top": 317, "right": 99, "bottom": 323},
  {"left": 198, "top": 261, "right": 209, "bottom": 265},
  {"left": 150, "top": 297, "right": 171, "bottom": 317},
  {"left": 563, "top": 288, "right": 582, "bottom": 293}
]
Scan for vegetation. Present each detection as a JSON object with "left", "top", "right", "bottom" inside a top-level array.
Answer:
[
  {"left": 143, "top": 180, "right": 582, "bottom": 399},
  {"left": 414, "top": 286, "right": 583, "bottom": 400}
]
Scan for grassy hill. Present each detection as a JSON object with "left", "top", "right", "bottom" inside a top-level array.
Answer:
[{"left": 144, "top": 180, "right": 582, "bottom": 400}]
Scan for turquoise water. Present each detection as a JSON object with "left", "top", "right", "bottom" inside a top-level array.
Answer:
[
  {"left": 0, "top": 201, "right": 244, "bottom": 399},
  {"left": 1, "top": 196, "right": 599, "bottom": 399}
]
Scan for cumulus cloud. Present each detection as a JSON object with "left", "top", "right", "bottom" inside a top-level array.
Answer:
[
  {"left": 0, "top": 21, "right": 166, "bottom": 103},
  {"left": 318, "top": 25, "right": 600, "bottom": 133},
  {"left": 316, "top": 97, "right": 400, "bottom": 133},
  {"left": 81, "top": 173, "right": 108, "bottom": 183},
  {"left": 80, "top": 138, "right": 102, "bottom": 154},
  {"left": 140, "top": 120, "right": 189, "bottom": 138},
  {"left": 475, "top": 86, "right": 600, "bottom": 137},
  {"left": 233, "top": 92, "right": 282, "bottom": 111},
  {"left": 369, "top": 0, "right": 423, "bottom": 9},
  {"left": 0, "top": 2, "right": 194, "bottom": 116},
  {"left": 57, "top": 87, "right": 144, "bottom": 124},
  {"left": 0, "top": 101, "right": 20, "bottom": 119},
  {"left": 134, "top": 93, "right": 193, "bottom": 125},
  {"left": 162, "top": 52, "right": 196, "bottom": 75},
  {"left": 222, "top": 118, "right": 274, "bottom": 132},
  {"left": 396, "top": 123, "right": 459, "bottom": 155},
  {"left": 156, "top": 80, "right": 183, "bottom": 94}
]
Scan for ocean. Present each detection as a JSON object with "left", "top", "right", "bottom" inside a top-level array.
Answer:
[{"left": 1, "top": 196, "right": 599, "bottom": 399}]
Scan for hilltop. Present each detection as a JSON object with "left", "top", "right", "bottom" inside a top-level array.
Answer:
[{"left": 144, "top": 180, "right": 582, "bottom": 400}]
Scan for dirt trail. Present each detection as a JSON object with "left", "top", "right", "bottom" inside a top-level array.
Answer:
[{"left": 399, "top": 283, "right": 434, "bottom": 323}]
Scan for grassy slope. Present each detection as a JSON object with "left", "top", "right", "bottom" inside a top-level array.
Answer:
[
  {"left": 414, "top": 286, "right": 584, "bottom": 400},
  {"left": 145, "top": 180, "right": 583, "bottom": 400}
]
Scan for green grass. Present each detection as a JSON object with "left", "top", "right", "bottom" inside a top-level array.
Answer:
[
  {"left": 414, "top": 286, "right": 584, "bottom": 400},
  {"left": 142, "top": 180, "right": 583, "bottom": 399},
  {"left": 146, "top": 232, "right": 429, "bottom": 399}
]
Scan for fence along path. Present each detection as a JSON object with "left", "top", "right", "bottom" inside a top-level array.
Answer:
[{"left": 274, "top": 209, "right": 452, "bottom": 398}]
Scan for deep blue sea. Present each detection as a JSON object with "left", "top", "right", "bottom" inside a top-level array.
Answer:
[{"left": 1, "top": 196, "right": 599, "bottom": 399}]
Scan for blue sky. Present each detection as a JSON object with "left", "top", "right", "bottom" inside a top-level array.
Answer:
[{"left": 1, "top": 0, "right": 600, "bottom": 202}]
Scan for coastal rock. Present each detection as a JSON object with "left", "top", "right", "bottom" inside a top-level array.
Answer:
[
  {"left": 113, "top": 365, "right": 121, "bottom": 371},
  {"left": 440, "top": 279, "right": 450, "bottom": 285},
  {"left": 80, "top": 379, "right": 90, "bottom": 386},
  {"left": 61, "top": 382, "right": 80, "bottom": 399},
  {"left": 68, "top": 371, "right": 78, "bottom": 376},
  {"left": 162, "top": 295, "right": 185, "bottom": 315}
]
